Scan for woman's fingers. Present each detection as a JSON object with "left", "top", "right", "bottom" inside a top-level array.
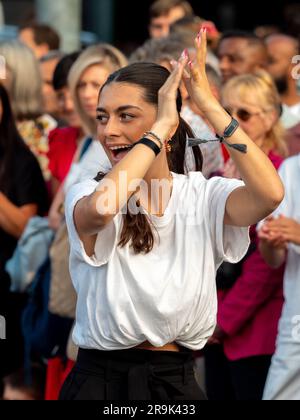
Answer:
[
  {"left": 182, "top": 67, "right": 192, "bottom": 92},
  {"left": 165, "top": 54, "right": 189, "bottom": 93},
  {"left": 195, "top": 28, "right": 207, "bottom": 70},
  {"left": 182, "top": 28, "right": 208, "bottom": 84},
  {"left": 188, "top": 60, "right": 201, "bottom": 84}
]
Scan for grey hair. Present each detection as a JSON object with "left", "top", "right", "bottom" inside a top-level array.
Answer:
[
  {"left": 0, "top": 40, "right": 43, "bottom": 120},
  {"left": 68, "top": 43, "right": 128, "bottom": 136},
  {"left": 129, "top": 35, "right": 185, "bottom": 65}
]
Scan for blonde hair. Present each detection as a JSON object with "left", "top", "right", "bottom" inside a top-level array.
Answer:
[
  {"left": 68, "top": 44, "right": 128, "bottom": 136},
  {"left": 222, "top": 71, "right": 288, "bottom": 157},
  {"left": 0, "top": 40, "right": 43, "bottom": 120}
]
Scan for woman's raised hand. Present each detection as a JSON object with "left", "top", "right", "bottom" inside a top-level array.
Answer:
[
  {"left": 153, "top": 53, "right": 189, "bottom": 142},
  {"left": 183, "top": 28, "right": 219, "bottom": 113}
]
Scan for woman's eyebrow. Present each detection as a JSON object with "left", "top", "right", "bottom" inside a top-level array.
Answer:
[{"left": 96, "top": 105, "right": 142, "bottom": 113}]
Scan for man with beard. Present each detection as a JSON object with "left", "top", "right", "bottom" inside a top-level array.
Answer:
[
  {"left": 266, "top": 34, "right": 300, "bottom": 129},
  {"left": 217, "top": 31, "right": 268, "bottom": 84}
]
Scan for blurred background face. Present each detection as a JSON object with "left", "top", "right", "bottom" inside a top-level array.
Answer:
[
  {"left": 266, "top": 41, "right": 292, "bottom": 94},
  {"left": 149, "top": 6, "right": 186, "bottom": 39},
  {"left": 19, "top": 28, "right": 49, "bottom": 59},
  {"left": 222, "top": 93, "right": 275, "bottom": 146},
  {"left": 56, "top": 86, "right": 81, "bottom": 127},
  {"left": 77, "top": 64, "right": 111, "bottom": 119},
  {"left": 218, "top": 38, "right": 263, "bottom": 83},
  {"left": 40, "top": 57, "right": 60, "bottom": 116}
]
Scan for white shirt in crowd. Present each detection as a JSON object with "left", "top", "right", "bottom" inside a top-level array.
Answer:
[
  {"left": 288, "top": 102, "right": 300, "bottom": 119},
  {"left": 263, "top": 154, "right": 300, "bottom": 401},
  {"left": 281, "top": 104, "right": 300, "bottom": 130},
  {"left": 65, "top": 172, "right": 249, "bottom": 352}
]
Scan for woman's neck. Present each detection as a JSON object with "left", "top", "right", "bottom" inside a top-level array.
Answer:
[{"left": 139, "top": 152, "right": 173, "bottom": 217}]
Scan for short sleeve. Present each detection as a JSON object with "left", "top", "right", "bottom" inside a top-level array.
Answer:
[
  {"left": 205, "top": 177, "right": 250, "bottom": 266},
  {"left": 65, "top": 180, "right": 118, "bottom": 267}
]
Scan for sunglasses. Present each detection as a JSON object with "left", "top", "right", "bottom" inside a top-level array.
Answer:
[
  {"left": 224, "top": 108, "right": 262, "bottom": 122},
  {"left": 225, "top": 104, "right": 283, "bottom": 122}
]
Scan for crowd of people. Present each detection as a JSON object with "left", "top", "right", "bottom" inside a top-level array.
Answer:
[{"left": 0, "top": 0, "right": 300, "bottom": 401}]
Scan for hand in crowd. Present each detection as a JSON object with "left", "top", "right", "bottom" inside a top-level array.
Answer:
[
  {"left": 207, "top": 325, "right": 227, "bottom": 345},
  {"left": 259, "top": 215, "right": 300, "bottom": 247},
  {"left": 181, "top": 28, "right": 219, "bottom": 114},
  {"left": 154, "top": 51, "right": 189, "bottom": 141},
  {"left": 258, "top": 215, "right": 300, "bottom": 248},
  {"left": 48, "top": 206, "right": 63, "bottom": 231}
]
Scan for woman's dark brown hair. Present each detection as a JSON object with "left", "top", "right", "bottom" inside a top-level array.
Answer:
[{"left": 97, "top": 62, "right": 203, "bottom": 254}]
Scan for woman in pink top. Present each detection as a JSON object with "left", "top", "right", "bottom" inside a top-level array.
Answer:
[{"left": 204, "top": 71, "right": 288, "bottom": 400}]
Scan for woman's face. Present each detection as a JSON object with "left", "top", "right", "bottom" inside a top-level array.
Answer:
[
  {"left": 56, "top": 87, "right": 81, "bottom": 128},
  {"left": 96, "top": 82, "right": 157, "bottom": 166},
  {"left": 222, "top": 94, "right": 276, "bottom": 147},
  {"left": 77, "top": 64, "right": 111, "bottom": 119}
]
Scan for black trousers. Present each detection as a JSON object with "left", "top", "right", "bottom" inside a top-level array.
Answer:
[
  {"left": 204, "top": 344, "right": 272, "bottom": 401},
  {"left": 59, "top": 347, "right": 207, "bottom": 401}
]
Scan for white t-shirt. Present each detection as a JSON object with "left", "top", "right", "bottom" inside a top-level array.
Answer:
[
  {"left": 63, "top": 140, "right": 112, "bottom": 194},
  {"left": 271, "top": 155, "right": 300, "bottom": 313},
  {"left": 262, "top": 155, "right": 300, "bottom": 401},
  {"left": 288, "top": 102, "right": 300, "bottom": 119},
  {"left": 65, "top": 172, "right": 250, "bottom": 351},
  {"left": 281, "top": 104, "right": 300, "bottom": 129}
]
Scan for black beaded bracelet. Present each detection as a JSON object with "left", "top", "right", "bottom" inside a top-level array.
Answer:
[{"left": 133, "top": 137, "right": 162, "bottom": 156}]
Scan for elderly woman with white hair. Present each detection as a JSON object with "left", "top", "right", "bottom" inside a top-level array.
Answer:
[{"left": 0, "top": 40, "right": 57, "bottom": 182}]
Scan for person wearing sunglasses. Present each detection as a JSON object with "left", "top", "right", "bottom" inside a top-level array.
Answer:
[
  {"left": 204, "top": 71, "right": 288, "bottom": 400},
  {"left": 221, "top": 71, "right": 287, "bottom": 179}
]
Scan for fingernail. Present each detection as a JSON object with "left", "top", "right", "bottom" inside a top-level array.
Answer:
[{"left": 180, "top": 49, "right": 187, "bottom": 60}]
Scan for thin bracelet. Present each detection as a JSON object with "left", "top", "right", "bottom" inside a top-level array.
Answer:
[
  {"left": 144, "top": 131, "right": 164, "bottom": 149},
  {"left": 187, "top": 117, "right": 247, "bottom": 154}
]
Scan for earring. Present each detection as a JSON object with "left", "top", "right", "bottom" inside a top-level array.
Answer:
[{"left": 165, "top": 139, "right": 173, "bottom": 153}]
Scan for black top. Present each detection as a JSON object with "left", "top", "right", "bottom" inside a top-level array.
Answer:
[{"left": 0, "top": 143, "right": 48, "bottom": 274}]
